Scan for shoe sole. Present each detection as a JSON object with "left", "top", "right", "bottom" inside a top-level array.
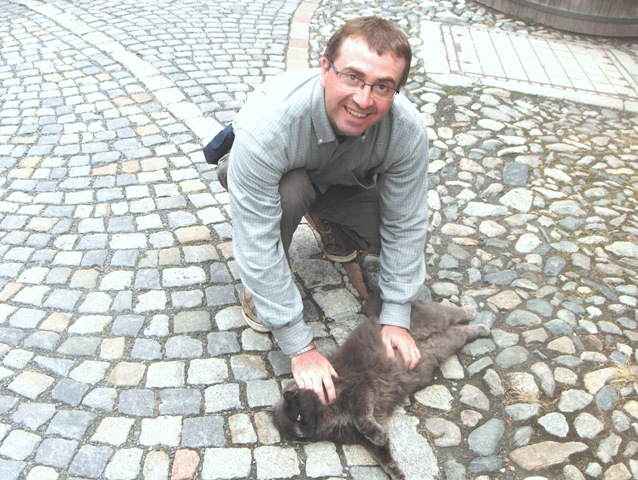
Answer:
[
  {"left": 241, "top": 306, "right": 272, "bottom": 333},
  {"left": 323, "top": 249, "right": 357, "bottom": 262}
]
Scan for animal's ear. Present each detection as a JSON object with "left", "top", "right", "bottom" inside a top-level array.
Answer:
[{"left": 283, "top": 390, "right": 298, "bottom": 402}]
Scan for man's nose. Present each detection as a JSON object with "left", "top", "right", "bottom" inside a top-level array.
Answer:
[{"left": 353, "top": 84, "right": 374, "bottom": 108}]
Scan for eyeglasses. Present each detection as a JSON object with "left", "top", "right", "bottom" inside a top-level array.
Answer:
[{"left": 328, "top": 60, "right": 399, "bottom": 101}]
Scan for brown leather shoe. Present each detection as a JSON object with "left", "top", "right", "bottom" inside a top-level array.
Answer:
[
  {"left": 241, "top": 290, "right": 272, "bottom": 333},
  {"left": 304, "top": 213, "right": 357, "bottom": 262}
]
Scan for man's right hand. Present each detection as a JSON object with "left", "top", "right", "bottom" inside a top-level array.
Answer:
[{"left": 291, "top": 349, "right": 338, "bottom": 404}]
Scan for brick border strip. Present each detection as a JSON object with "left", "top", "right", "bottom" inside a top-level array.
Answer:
[{"left": 286, "top": 0, "right": 321, "bottom": 70}]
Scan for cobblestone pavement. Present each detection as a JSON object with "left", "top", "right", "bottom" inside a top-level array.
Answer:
[{"left": 1, "top": 1, "right": 637, "bottom": 479}]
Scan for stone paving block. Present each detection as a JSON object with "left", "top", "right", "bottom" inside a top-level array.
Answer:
[
  {"left": 228, "top": 413, "right": 257, "bottom": 444},
  {"left": 91, "top": 417, "right": 136, "bottom": 446},
  {"left": 159, "top": 388, "right": 201, "bottom": 415},
  {"left": 173, "top": 310, "right": 210, "bottom": 333},
  {"left": 0, "top": 396, "right": 18, "bottom": 415},
  {"left": 134, "top": 269, "right": 162, "bottom": 290},
  {"left": 110, "top": 314, "right": 145, "bottom": 336},
  {"left": 208, "top": 262, "right": 232, "bottom": 283},
  {"left": 46, "top": 410, "right": 96, "bottom": 440},
  {"left": 187, "top": 358, "right": 229, "bottom": 385},
  {"left": 68, "top": 444, "right": 112, "bottom": 478},
  {"left": 68, "top": 314, "right": 112, "bottom": 334},
  {"left": 2, "top": 349, "right": 33, "bottom": 369},
  {"left": 204, "top": 383, "right": 242, "bottom": 413},
  {"left": 181, "top": 416, "right": 225, "bottom": 448},
  {"left": 246, "top": 379, "right": 281, "bottom": 408},
  {"left": 162, "top": 266, "right": 207, "bottom": 288},
  {"left": 69, "top": 360, "right": 110, "bottom": 385},
  {"left": 254, "top": 446, "right": 300, "bottom": 479},
  {"left": 230, "top": 354, "right": 268, "bottom": 381},
  {"left": 0, "top": 327, "right": 26, "bottom": 346},
  {"left": 33, "top": 356, "right": 76, "bottom": 377},
  {"left": 22, "top": 331, "right": 60, "bottom": 351},
  {"left": 206, "top": 331, "right": 240, "bottom": 356},
  {"left": 7, "top": 371, "right": 54, "bottom": 400},
  {"left": 172, "top": 290, "right": 205, "bottom": 309},
  {"left": 77, "top": 292, "right": 113, "bottom": 313},
  {"left": 118, "top": 389, "right": 155, "bottom": 417},
  {"left": 165, "top": 335, "right": 203, "bottom": 359},
  {"left": 146, "top": 361, "right": 185, "bottom": 387},
  {"left": 201, "top": 448, "right": 251, "bottom": 480},
  {"left": 35, "top": 437, "right": 79, "bottom": 469},
  {"left": 204, "top": 284, "right": 237, "bottom": 307},
  {"left": 7, "top": 308, "right": 46, "bottom": 329},
  {"left": 131, "top": 338, "right": 162, "bottom": 360},
  {"left": 0, "top": 459, "right": 25, "bottom": 480},
  {"left": 50, "top": 378, "right": 90, "bottom": 406},
  {"left": 139, "top": 416, "right": 182, "bottom": 447},
  {"left": 25, "top": 465, "right": 59, "bottom": 480},
  {"left": 56, "top": 336, "right": 101, "bottom": 357},
  {"left": 143, "top": 450, "right": 170, "bottom": 480},
  {"left": 103, "top": 448, "right": 144, "bottom": 480},
  {"left": 0, "top": 429, "right": 42, "bottom": 461},
  {"left": 240, "top": 329, "right": 273, "bottom": 352},
  {"left": 304, "top": 442, "right": 344, "bottom": 477},
  {"left": 135, "top": 290, "right": 168, "bottom": 312},
  {"left": 108, "top": 361, "right": 146, "bottom": 386}
]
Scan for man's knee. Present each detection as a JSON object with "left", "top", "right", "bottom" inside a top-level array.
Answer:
[
  {"left": 279, "top": 169, "right": 316, "bottom": 214},
  {"left": 216, "top": 155, "right": 230, "bottom": 190}
]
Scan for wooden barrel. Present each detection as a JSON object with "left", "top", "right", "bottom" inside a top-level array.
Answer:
[{"left": 478, "top": 0, "right": 638, "bottom": 37}]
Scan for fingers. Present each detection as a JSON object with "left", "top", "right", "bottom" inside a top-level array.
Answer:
[
  {"left": 406, "top": 347, "right": 421, "bottom": 369},
  {"left": 381, "top": 325, "right": 421, "bottom": 369},
  {"left": 322, "top": 373, "right": 337, "bottom": 404},
  {"left": 384, "top": 340, "right": 396, "bottom": 361},
  {"left": 291, "top": 350, "right": 338, "bottom": 405},
  {"left": 402, "top": 343, "right": 421, "bottom": 369}
]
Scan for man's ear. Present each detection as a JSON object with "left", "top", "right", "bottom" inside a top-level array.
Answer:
[{"left": 319, "top": 56, "right": 331, "bottom": 88}]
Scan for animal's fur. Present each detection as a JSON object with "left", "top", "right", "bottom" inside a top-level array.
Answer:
[{"left": 271, "top": 292, "right": 491, "bottom": 479}]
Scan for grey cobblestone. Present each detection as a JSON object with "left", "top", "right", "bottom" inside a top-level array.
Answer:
[
  {"left": 118, "top": 389, "right": 155, "bottom": 417},
  {"left": 182, "top": 415, "right": 226, "bottom": 448},
  {"left": 158, "top": 388, "right": 201, "bottom": 415},
  {"left": 68, "top": 444, "right": 112, "bottom": 478},
  {"left": 34, "top": 437, "right": 78, "bottom": 469},
  {"left": 50, "top": 378, "right": 90, "bottom": 406}
]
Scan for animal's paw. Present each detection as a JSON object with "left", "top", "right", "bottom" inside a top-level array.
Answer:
[
  {"left": 385, "top": 462, "right": 405, "bottom": 480},
  {"left": 366, "top": 424, "right": 389, "bottom": 446},
  {"left": 474, "top": 324, "right": 491, "bottom": 337},
  {"left": 461, "top": 305, "right": 478, "bottom": 320}
]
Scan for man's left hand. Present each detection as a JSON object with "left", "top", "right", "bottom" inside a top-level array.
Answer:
[{"left": 381, "top": 325, "right": 421, "bottom": 369}]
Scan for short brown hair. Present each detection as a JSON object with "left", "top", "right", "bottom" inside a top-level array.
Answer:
[{"left": 323, "top": 17, "right": 412, "bottom": 89}]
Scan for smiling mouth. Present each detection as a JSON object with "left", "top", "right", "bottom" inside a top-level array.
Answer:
[{"left": 345, "top": 106, "right": 368, "bottom": 119}]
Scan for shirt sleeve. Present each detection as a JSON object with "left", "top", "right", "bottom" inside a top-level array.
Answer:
[
  {"left": 377, "top": 122, "right": 430, "bottom": 330},
  {"left": 227, "top": 129, "right": 313, "bottom": 355}
]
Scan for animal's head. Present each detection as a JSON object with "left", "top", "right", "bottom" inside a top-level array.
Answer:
[{"left": 270, "top": 383, "right": 321, "bottom": 440}]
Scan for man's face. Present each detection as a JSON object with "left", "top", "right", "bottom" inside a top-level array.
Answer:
[{"left": 320, "top": 37, "right": 406, "bottom": 137}]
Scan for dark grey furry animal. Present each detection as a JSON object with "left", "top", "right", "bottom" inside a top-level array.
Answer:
[{"left": 271, "top": 292, "right": 490, "bottom": 480}]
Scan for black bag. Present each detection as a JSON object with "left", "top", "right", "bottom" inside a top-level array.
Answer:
[{"left": 203, "top": 124, "right": 235, "bottom": 165}]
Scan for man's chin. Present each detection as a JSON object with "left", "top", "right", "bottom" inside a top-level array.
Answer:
[{"left": 335, "top": 123, "right": 368, "bottom": 138}]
